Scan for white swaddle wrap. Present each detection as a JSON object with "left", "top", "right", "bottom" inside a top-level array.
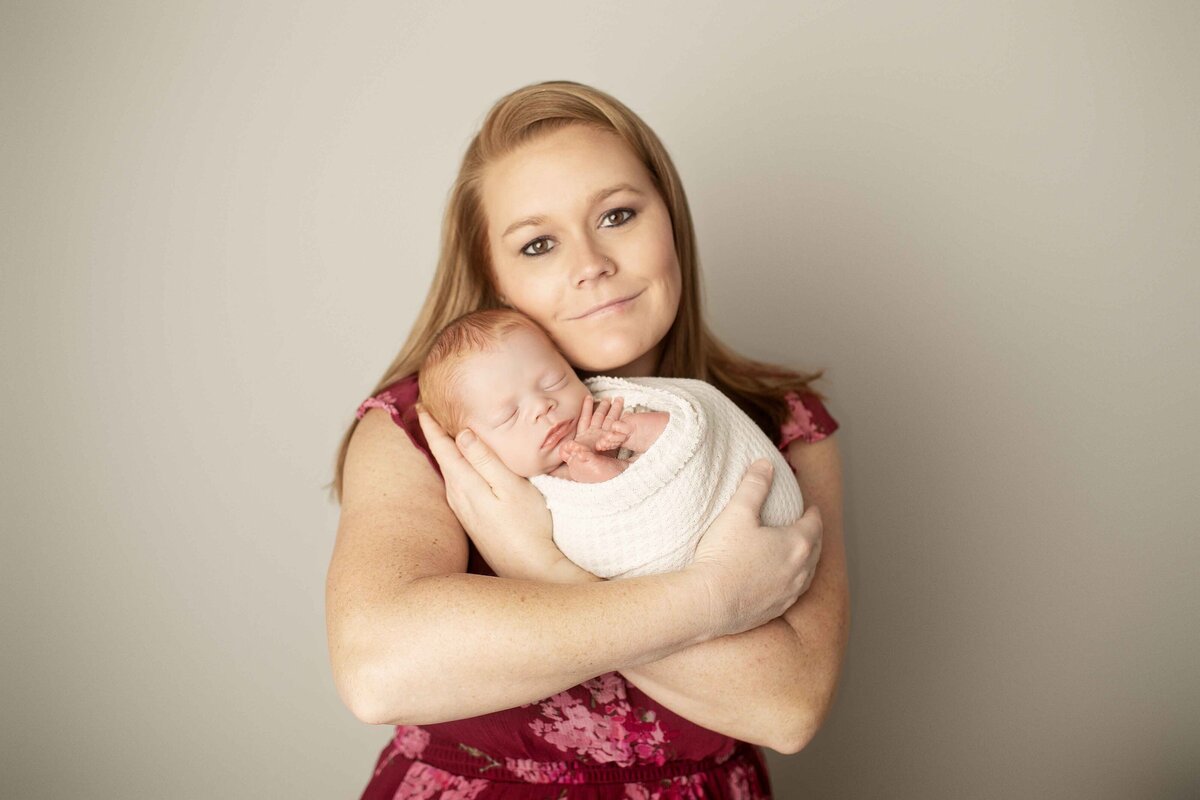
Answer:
[{"left": 529, "top": 376, "right": 804, "bottom": 579}]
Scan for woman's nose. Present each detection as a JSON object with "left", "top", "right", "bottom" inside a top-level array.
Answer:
[{"left": 571, "top": 238, "right": 616, "bottom": 286}]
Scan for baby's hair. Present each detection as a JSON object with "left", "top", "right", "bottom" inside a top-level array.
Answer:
[{"left": 418, "top": 308, "right": 554, "bottom": 436}]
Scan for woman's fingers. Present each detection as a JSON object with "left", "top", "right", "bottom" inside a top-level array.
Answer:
[
  {"left": 416, "top": 408, "right": 494, "bottom": 500},
  {"left": 794, "top": 504, "right": 823, "bottom": 550},
  {"left": 453, "top": 426, "right": 527, "bottom": 499},
  {"left": 793, "top": 505, "right": 824, "bottom": 594},
  {"left": 415, "top": 405, "right": 462, "bottom": 468},
  {"left": 729, "top": 458, "right": 775, "bottom": 522}
]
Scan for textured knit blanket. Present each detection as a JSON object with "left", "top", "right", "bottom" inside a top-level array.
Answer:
[{"left": 529, "top": 376, "right": 804, "bottom": 579}]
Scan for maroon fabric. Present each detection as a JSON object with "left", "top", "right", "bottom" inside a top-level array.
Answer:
[
  {"left": 352, "top": 374, "right": 840, "bottom": 798},
  {"left": 355, "top": 374, "right": 839, "bottom": 468}
]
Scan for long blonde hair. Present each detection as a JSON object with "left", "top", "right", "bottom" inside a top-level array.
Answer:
[{"left": 331, "top": 80, "right": 827, "bottom": 501}]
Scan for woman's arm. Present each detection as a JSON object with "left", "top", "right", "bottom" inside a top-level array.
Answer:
[
  {"left": 615, "top": 435, "right": 849, "bottom": 754},
  {"left": 326, "top": 409, "right": 810, "bottom": 732}
]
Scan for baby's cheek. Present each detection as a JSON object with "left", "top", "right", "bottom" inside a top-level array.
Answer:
[
  {"left": 479, "top": 432, "right": 513, "bottom": 468},
  {"left": 568, "top": 387, "right": 591, "bottom": 413}
]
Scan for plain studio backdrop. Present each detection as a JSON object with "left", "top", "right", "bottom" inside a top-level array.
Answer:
[{"left": 2, "top": 2, "right": 1197, "bottom": 798}]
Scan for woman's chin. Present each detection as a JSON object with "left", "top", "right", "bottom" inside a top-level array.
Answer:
[
  {"left": 573, "top": 354, "right": 640, "bottom": 376},
  {"left": 565, "top": 338, "right": 658, "bottom": 377}
]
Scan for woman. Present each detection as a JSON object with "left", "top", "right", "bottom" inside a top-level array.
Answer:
[{"left": 328, "top": 80, "right": 849, "bottom": 799}]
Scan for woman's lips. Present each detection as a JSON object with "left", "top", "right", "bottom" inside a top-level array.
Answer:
[
  {"left": 542, "top": 419, "right": 574, "bottom": 450},
  {"left": 573, "top": 290, "right": 643, "bottom": 320}
]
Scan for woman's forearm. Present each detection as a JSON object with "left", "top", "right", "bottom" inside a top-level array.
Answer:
[
  {"left": 619, "top": 619, "right": 818, "bottom": 754},
  {"left": 542, "top": 561, "right": 833, "bottom": 754},
  {"left": 617, "top": 537, "right": 848, "bottom": 754},
  {"left": 341, "top": 567, "right": 714, "bottom": 726},
  {"left": 529, "top": 554, "right": 830, "bottom": 754}
]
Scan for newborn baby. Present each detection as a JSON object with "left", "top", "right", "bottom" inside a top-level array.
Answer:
[
  {"left": 419, "top": 308, "right": 803, "bottom": 578},
  {"left": 417, "top": 310, "right": 670, "bottom": 483}
]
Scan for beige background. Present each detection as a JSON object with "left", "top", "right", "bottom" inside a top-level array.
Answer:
[{"left": 3, "top": 2, "right": 1197, "bottom": 798}]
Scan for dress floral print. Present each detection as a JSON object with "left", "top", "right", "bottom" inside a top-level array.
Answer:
[
  {"left": 526, "top": 674, "right": 674, "bottom": 768},
  {"left": 355, "top": 375, "right": 838, "bottom": 799}
]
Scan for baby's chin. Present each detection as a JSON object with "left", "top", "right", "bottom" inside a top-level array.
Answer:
[
  {"left": 530, "top": 447, "right": 569, "bottom": 477},
  {"left": 515, "top": 455, "right": 563, "bottom": 478}
]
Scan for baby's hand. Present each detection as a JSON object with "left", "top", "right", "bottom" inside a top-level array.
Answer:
[
  {"left": 595, "top": 418, "right": 633, "bottom": 451},
  {"left": 558, "top": 438, "right": 628, "bottom": 483},
  {"left": 572, "top": 396, "right": 627, "bottom": 452}
]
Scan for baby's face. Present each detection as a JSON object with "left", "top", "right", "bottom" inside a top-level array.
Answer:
[{"left": 453, "top": 328, "right": 591, "bottom": 477}]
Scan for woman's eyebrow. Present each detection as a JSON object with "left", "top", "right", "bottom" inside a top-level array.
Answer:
[
  {"left": 588, "top": 182, "right": 642, "bottom": 208},
  {"left": 501, "top": 183, "right": 643, "bottom": 239}
]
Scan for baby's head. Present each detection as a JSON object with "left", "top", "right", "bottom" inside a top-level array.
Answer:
[{"left": 419, "top": 309, "right": 592, "bottom": 477}]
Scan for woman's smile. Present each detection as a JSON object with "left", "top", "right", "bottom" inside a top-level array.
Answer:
[{"left": 570, "top": 289, "right": 643, "bottom": 321}]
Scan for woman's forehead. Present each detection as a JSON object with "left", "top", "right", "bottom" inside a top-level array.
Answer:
[{"left": 481, "top": 127, "right": 652, "bottom": 223}]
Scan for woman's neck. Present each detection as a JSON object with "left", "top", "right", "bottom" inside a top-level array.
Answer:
[{"left": 578, "top": 345, "right": 661, "bottom": 380}]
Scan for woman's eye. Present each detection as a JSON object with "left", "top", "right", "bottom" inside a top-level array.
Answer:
[
  {"left": 521, "top": 237, "right": 555, "bottom": 257},
  {"left": 600, "top": 208, "right": 635, "bottom": 228}
]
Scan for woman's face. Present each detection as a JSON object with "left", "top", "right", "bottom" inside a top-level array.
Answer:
[{"left": 480, "top": 125, "right": 682, "bottom": 376}]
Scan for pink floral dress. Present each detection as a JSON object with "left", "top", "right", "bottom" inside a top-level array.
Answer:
[{"left": 354, "top": 374, "right": 839, "bottom": 799}]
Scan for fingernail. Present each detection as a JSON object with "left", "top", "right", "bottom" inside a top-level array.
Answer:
[{"left": 457, "top": 430, "right": 475, "bottom": 447}]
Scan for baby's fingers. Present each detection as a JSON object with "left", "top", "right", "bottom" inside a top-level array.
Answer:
[
  {"left": 577, "top": 395, "right": 594, "bottom": 439},
  {"left": 603, "top": 397, "right": 624, "bottom": 429},
  {"left": 596, "top": 430, "right": 627, "bottom": 451},
  {"left": 591, "top": 399, "right": 612, "bottom": 428}
]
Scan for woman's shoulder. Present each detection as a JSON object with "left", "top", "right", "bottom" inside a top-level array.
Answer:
[
  {"left": 778, "top": 390, "right": 839, "bottom": 450},
  {"left": 355, "top": 373, "right": 438, "bottom": 475},
  {"left": 350, "top": 373, "right": 495, "bottom": 575}
]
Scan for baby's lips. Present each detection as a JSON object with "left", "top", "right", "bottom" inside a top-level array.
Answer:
[{"left": 542, "top": 418, "right": 573, "bottom": 450}]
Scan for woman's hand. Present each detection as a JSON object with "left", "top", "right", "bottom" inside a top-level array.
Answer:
[
  {"left": 416, "top": 407, "right": 568, "bottom": 581},
  {"left": 687, "top": 459, "right": 824, "bottom": 639}
]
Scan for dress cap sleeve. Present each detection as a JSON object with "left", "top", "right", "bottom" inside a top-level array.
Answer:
[
  {"left": 355, "top": 374, "right": 441, "bottom": 477},
  {"left": 778, "top": 391, "right": 839, "bottom": 450}
]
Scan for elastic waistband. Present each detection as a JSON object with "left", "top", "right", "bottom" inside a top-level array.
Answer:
[{"left": 409, "top": 733, "right": 759, "bottom": 785}]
